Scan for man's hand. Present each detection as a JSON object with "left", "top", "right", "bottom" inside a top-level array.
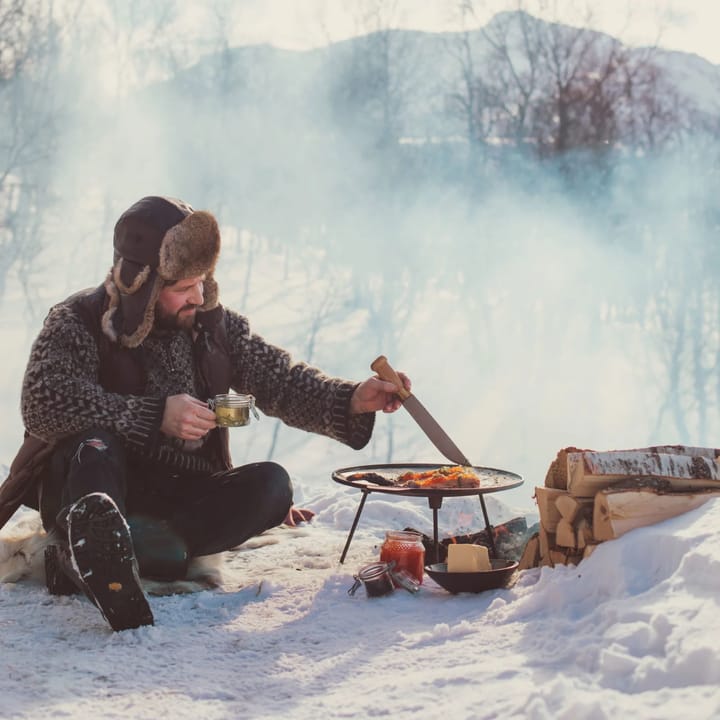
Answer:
[
  {"left": 283, "top": 506, "right": 316, "bottom": 526},
  {"left": 161, "top": 393, "right": 217, "bottom": 440},
  {"left": 350, "top": 372, "right": 411, "bottom": 415}
]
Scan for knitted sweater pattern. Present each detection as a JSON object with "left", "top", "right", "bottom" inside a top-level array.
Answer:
[{"left": 21, "top": 302, "right": 374, "bottom": 469}]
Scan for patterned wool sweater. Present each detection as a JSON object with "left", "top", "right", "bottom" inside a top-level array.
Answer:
[{"left": 21, "top": 301, "right": 374, "bottom": 471}]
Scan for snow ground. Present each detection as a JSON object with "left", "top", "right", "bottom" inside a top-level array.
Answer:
[{"left": 2, "top": 478, "right": 720, "bottom": 720}]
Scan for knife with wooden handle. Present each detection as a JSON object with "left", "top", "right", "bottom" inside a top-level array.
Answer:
[{"left": 371, "top": 355, "right": 472, "bottom": 466}]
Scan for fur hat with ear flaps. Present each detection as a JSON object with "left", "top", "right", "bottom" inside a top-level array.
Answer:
[{"left": 102, "top": 196, "right": 221, "bottom": 347}]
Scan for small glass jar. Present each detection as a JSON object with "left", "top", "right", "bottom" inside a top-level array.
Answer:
[
  {"left": 380, "top": 530, "right": 425, "bottom": 585},
  {"left": 348, "top": 562, "right": 396, "bottom": 598},
  {"left": 209, "top": 393, "right": 259, "bottom": 427}
]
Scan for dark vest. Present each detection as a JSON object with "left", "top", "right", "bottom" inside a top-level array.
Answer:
[{"left": 72, "top": 285, "right": 234, "bottom": 471}]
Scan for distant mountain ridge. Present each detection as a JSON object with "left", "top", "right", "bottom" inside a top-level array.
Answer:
[
  {"left": 106, "top": 9, "right": 720, "bottom": 234},
  {"left": 154, "top": 10, "right": 720, "bottom": 141}
]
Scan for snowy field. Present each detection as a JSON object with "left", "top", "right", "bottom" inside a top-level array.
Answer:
[{"left": 2, "top": 475, "right": 720, "bottom": 720}]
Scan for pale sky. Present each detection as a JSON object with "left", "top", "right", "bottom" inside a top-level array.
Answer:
[{"left": 221, "top": 0, "right": 720, "bottom": 65}]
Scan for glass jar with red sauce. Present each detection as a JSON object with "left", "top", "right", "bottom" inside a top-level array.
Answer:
[{"left": 380, "top": 530, "right": 425, "bottom": 585}]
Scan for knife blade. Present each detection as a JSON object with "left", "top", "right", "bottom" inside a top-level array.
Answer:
[{"left": 370, "top": 355, "right": 472, "bottom": 466}]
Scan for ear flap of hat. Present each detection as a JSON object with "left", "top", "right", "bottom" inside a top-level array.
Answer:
[
  {"left": 200, "top": 276, "right": 218, "bottom": 312},
  {"left": 101, "top": 259, "right": 163, "bottom": 348}
]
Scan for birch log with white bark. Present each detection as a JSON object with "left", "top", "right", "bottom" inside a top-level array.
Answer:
[
  {"left": 566, "top": 450, "right": 720, "bottom": 497},
  {"left": 545, "top": 445, "right": 720, "bottom": 497}
]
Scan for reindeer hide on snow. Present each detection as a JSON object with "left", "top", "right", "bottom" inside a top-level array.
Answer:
[{"left": 0, "top": 515, "right": 225, "bottom": 595}]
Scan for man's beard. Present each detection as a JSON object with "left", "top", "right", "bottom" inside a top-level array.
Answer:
[{"left": 155, "top": 304, "right": 197, "bottom": 332}]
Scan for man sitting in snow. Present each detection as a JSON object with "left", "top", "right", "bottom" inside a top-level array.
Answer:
[{"left": 0, "top": 195, "right": 409, "bottom": 631}]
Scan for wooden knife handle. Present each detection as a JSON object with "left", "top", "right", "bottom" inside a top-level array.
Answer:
[{"left": 371, "top": 355, "right": 411, "bottom": 400}]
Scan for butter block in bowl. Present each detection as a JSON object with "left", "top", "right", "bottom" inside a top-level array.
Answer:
[{"left": 447, "top": 543, "right": 491, "bottom": 573}]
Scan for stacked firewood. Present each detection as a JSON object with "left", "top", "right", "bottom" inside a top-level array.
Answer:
[{"left": 518, "top": 445, "right": 720, "bottom": 570}]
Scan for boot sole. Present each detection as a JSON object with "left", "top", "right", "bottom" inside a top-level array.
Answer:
[{"left": 68, "top": 493, "right": 154, "bottom": 631}]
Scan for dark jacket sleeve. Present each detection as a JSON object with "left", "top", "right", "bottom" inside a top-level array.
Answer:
[{"left": 224, "top": 309, "right": 375, "bottom": 449}]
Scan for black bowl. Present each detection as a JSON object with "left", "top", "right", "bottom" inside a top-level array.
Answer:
[{"left": 425, "top": 559, "right": 518, "bottom": 594}]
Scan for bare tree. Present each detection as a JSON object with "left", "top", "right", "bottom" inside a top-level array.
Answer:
[
  {"left": 642, "top": 232, "right": 720, "bottom": 444},
  {"left": 444, "top": 0, "right": 497, "bottom": 163},
  {"left": 91, "top": 0, "right": 180, "bottom": 96},
  {"left": 479, "top": 7, "right": 544, "bottom": 148},
  {"left": 265, "top": 267, "right": 350, "bottom": 461},
  {"left": 449, "top": 2, "right": 674, "bottom": 161},
  {"left": 329, "top": 0, "right": 416, "bottom": 150},
  {"left": 514, "top": 7, "right": 629, "bottom": 160},
  {"left": 621, "top": 58, "right": 688, "bottom": 151},
  {"left": 0, "top": 0, "right": 63, "bottom": 307}
]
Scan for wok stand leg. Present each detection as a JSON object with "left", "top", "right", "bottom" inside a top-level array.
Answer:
[
  {"left": 427, "top": 495, "right": 443, "bottom": 564},
  {"left": 478, "top": 494, "right": 497, "bottom": 557},
  {"left": 339, "top": 489, "right": 370, "bottom": 564}
]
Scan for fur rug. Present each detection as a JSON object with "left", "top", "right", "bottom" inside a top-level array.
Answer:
[{"left": 0, "top": 513, "right": 224, "bottom": 596}]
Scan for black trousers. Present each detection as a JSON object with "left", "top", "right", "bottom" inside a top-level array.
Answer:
[{"left": 39, "top": 429, "right": 293, "bottom": 578}]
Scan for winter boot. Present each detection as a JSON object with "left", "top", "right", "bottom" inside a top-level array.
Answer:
[
  {"left": 44, "top": 537, "right": 81, "bottom": 596},
  {"left": 67, "top": 492, "right": 154, "bottom": 632}
]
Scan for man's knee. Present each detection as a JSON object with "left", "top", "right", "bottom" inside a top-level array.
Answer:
[
  {"left": 41, "top": 429, "right": 128, "bottom": 531},
  {"left": 229, "top": 461, "right": 293, "bottom": 521},
  {"left": 259, "top": 462, "right": 293, "bottom": 509},
  {"left": 65, "top": 429, "right": 124, "bottom": 466}
]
